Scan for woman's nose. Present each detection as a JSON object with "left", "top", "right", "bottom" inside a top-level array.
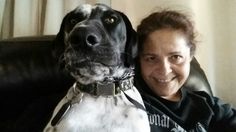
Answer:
[{"left": 156, "top": 59, "right": 172, "bottom": 75}]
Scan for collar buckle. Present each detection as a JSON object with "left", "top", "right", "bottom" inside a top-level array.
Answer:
[{"left": 96, "top": 82, "right": 118, "bottom": 96}]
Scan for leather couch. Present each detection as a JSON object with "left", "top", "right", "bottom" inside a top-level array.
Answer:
[{"left": 0, "top": 35, "right": 212, "bottom": 132}]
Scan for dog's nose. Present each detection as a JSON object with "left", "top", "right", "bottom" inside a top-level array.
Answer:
[
  {"left": 69, "top": 28, "right": 101, "bottom": 47},
  {"left": 86, "top": 34, "right": 100, "bottom": 46}
]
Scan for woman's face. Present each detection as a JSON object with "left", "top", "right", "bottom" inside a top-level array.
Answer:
[{"left": 140, "top": 29, "right": 192, "bottom": 101}]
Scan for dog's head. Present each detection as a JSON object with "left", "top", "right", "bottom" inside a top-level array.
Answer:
[{"left": 53, "top": 4, "right": 137, "bottom": 84}]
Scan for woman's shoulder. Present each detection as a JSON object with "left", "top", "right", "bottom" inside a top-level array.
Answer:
[
  {"left": 185, "top": 88, "right": 232, "bottom": 107},
  {"left": 186, "top": 89, "right": 236, "bottom": 131},
  {"left": 186, "top": 88, "right": 236, "bottom": 117},
  {"left": 184, "top": 88, "right": 214, "bottom": 104}
]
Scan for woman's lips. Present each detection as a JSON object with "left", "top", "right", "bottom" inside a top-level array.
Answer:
[{"left": 155, "top": 76, "right": 176, "bottom": 83}]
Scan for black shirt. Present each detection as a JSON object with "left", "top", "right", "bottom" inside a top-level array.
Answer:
[{"left": 139, "top": 87, "right": 236, "bottom": 132}]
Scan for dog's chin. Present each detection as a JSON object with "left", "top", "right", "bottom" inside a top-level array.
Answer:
[
  {"left": 71, "top": 66, "right": 110, "bottom": 85},
  {"left": 68, "top": 61, "right": 126, "bottom": 85}
]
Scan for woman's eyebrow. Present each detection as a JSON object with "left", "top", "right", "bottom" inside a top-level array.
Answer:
[
  {"left": 168, "top": 51, "right": 182, "bottom": 55},
  {"left": 141, "top": 53, "right": 157, "bottom": 56}
]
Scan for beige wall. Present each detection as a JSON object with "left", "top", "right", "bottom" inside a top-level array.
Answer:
[{"left": 111, "top": 0, "right": 236, "bottom": 106}]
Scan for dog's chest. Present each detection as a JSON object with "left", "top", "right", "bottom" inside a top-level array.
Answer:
[{"left": 48, "top": 89, "right": 149, "bottom": 132}]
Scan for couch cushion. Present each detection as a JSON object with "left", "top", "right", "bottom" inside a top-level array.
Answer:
[{"left": 0, "top": 36, "right": 74, "bottom": 130}]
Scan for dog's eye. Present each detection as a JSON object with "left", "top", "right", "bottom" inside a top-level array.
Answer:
[
  {"left": 70, "top": 19, "right": 78, "bottom": 25},
  {"left": 104, "top": 16, "right": 117, "bottom": 24}
]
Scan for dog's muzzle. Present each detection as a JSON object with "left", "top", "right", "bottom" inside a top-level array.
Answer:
[
  {"left": 69, "top": 26, "right": 103, "bottom": 48},
  {"left": 65, "top": 25, "right": 120, "bottom": 67}
]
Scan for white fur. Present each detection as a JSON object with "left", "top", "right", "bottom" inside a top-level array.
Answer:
[
  {"left": 71, "top": 65, "right": 111, "bottom": 85},
  {"left": 44, "top": 85, "right": 150, "bottom": 132},
  {"left": 75, "top": 4, "right": 92, "bottom": 16}
]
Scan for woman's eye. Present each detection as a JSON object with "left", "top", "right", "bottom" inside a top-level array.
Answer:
[
  {"left": 144, "top": 56, "right": 157, "bottom": 62},
  {"left": 170, "top": 55, "right": 183, "bottom": 63}
]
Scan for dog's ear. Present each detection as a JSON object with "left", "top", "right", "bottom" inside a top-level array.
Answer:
[
  {"left": 116, "top": 11, "right": 138, "bottom": 68},
  {"left": 52, "top": 13, "right": 70, "bottom": 67}
]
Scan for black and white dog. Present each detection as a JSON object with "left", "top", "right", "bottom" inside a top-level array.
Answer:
[{"left": 44, "top": 3, "right": 150, "bottom": 132}]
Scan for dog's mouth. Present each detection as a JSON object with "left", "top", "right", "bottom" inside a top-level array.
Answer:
[
  {"left": 64, "top": 41, "right": 123, "bottom": 67},
  {"left": 76, "top": 58, "right": 119, "bottom": 67},
  {"left": 63, "top": 43, "right": 127, "bottom": 84},
  {"left": 66, "top": 61, "right": 118, "bottom": 84},
  {"left": 73, "top": 61, "right": 114, "bottom": 70},
  {"left": 66, "top": 60, "right": 110, "bottom": 70}
]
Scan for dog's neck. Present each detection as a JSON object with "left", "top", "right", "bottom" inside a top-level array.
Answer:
[
  {"left": 74, "top": 68, "right": 134, "bottom": 96},
  {"left": 71, "top": 65, "right": 134, "bottom": 85},
  {"left": 75, "top": 76, "right": 134, "bottom": 96}
]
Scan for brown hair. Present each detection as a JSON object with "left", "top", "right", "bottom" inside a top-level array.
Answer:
[{"left": 137, "top": 10, "right": 197, "bottom": 56}]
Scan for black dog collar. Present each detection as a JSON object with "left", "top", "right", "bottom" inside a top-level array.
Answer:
[{"left": 75, "top": 77, "right": 134, "bottom": 96}]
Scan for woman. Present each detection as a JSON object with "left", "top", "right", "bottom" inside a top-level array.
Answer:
[{"left": 135, "top": 10, "right": 236, "bottom": 131}]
